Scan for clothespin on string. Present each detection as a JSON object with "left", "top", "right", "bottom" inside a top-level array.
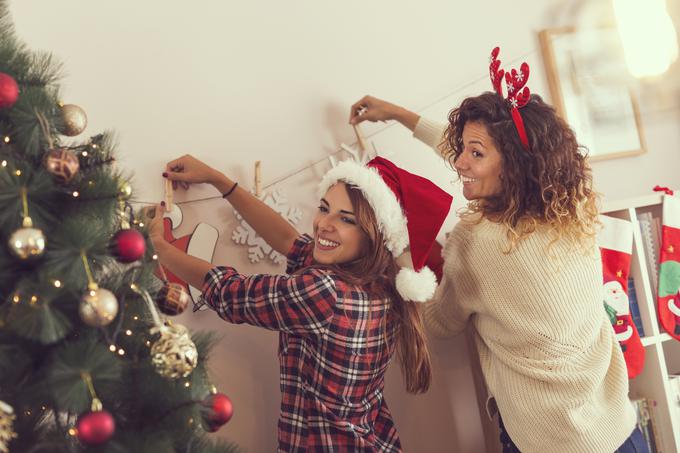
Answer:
[
  {"left": 254, "top": 160, "right": 262, "bottom": 198},
  {"left": 352, "top": 123, "right": 369, "bottom": 154},
  {"left": 164, "top": 177, "right": 173, "bottom": 211}
]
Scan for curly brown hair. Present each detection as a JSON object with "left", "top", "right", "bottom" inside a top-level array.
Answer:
[{"left": 443, "top": 92, "right": 600, "bottom": 249}]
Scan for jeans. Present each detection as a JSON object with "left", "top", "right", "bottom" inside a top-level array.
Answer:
[
  {"left": 498, "top": 415, "right": 650, "bottom": 453},
  {"left": 615, "top": 427, "right": 650, "bottom": 453}
]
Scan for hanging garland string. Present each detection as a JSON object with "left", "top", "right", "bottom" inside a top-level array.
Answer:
[{"left": 131, "top": 48, "right": 538, "bottom": 207}]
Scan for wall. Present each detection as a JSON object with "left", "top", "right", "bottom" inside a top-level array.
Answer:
[{"left": 11, "top": 0, "right": 679, "bottom": 451}]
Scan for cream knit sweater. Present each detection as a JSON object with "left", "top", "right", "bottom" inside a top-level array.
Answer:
[{"left": 415, "top": 118, "right": 637, "bottom": 453}]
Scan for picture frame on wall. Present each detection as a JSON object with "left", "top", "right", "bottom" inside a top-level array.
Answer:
[{"left": 538, "top": 27, "right": 646, "bottom": 162}]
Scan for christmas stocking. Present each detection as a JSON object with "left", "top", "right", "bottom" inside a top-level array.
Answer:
[
  {"left": 657, "top": 193, "right": 680, "bottom": 340},
  {"left": 598, "top": 215, "right": 645, "bottom": 378},
  {"left": 162, "top": 204, "right": 218, "bottom": 310}
]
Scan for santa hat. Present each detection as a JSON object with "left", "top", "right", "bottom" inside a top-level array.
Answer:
[{"left": 318, "top": 156, "right": 452, "bottom": 302}]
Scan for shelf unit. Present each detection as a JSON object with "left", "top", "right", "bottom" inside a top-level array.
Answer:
[{"left": 603, "top": 192, "right": 680, "bottom": 453}]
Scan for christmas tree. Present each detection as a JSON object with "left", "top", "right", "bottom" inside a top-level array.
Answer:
[{"left": 0, "top": 2, "right": 236, "bottom": 451}]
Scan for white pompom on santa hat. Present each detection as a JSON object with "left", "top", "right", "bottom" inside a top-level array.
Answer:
[{"left": 318, "top": 156, "right": 452, "bottom": 302}]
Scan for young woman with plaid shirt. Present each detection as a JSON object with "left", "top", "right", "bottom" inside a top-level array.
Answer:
[{"left": 147, "top": 154, "right": 452, "bottom": 452}]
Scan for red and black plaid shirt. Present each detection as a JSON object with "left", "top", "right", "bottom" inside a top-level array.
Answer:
[{"left": 201, "top": 234, "right": 402, "bottom": 452}]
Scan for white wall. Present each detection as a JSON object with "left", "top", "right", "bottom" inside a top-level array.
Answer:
[{"left": 12, "top": 1, "right": 679, "bottom": 451}]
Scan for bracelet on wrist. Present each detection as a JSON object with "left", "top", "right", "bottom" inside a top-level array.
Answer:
[{"left": 222, "top": 182, "right": 238, "bottom": 198}]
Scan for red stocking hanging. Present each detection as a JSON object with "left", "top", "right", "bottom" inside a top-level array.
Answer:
[
  {"left": 657, "top": 193, "right": 680, "bottom": 340},
  {"left": 598, "top": 215, "right": 645, "bottom": 378}
]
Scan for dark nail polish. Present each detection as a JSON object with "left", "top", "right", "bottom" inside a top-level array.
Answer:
[
  {"left": 162, "top": 172, "right": 168, "bottom": 177},
  {"left": 160, "top": 201, "right": 165, "bottom": 206}
]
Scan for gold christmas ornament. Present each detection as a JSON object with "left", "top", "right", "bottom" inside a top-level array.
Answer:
[
  {"left": 79, "top": 286, "right": 119, "bottom": 327},
  {"left": 156, "top": 282, "right": 190, "bottom": 316},
  {"left": 0, "top": 400, "right": 17, "bottom": 453},
  {"left": 8, "top": 216, "right": 46, "bottom": 260},
  {"left": 118, "top": 180, "right": 132, "bottom": 201},
  {"left": 44, "top": 148, "right": 80, "bottom": 183},
  {"left": 58, "top": 104, "right": 88, "bottom": 136},
  {"left": 150, "top": 322, "right": 198, "bottom": 379}
]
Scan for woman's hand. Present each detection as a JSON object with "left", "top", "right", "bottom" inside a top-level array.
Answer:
[
  {"left": 142, "top": 204, "right": 166, "bottom": 249},
  {"left": 349, "top": 95, "right": 420, "bottom": 131},
  {"left": 163, "top": 154, "right": 223, "bottom": 190}
]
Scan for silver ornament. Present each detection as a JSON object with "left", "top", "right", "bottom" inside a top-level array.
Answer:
[
  {"left": 79, "top": 287, "right": 118, "bottom": 327},
  {"left": 150, "top": 323, "right": 198, "bottom": 379},
  {"left": 8, "top": 217, "right": 46, "bottom": 260},
  {"left": 59, "top": 104, "right": 88, "bottom": 136}
]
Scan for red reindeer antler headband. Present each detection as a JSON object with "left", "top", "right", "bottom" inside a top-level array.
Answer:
[{"left": 489, "top": 46, "right": 531, "bottom": 150}]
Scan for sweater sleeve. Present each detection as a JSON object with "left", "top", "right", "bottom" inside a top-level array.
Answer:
[
  {"left": 413, "top": 117, "right": 449, "bottom": 159},
  {"left": 422, "top": 272, "right": 468, "bottom": 338},
  {"left": 421, "top": 232, "right": 470, "bottom": 338}
]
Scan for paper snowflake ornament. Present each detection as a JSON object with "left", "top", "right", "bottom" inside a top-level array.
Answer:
[{"left": 232, "top": 188, "right": 302, "bottom": 264}]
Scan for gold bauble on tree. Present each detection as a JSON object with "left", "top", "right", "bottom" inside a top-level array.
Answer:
[
  {"left": 59, "top": 104, "right": 87, "bottom": 137},
  {"left": 0, "top": 400, "right": 17, "bottom": 453},
  {"left": 150, "top": 322, "right": 198, "bottom": 379},
  {"left": 44, "top": 148, "right": 80, "bottom": 183},
  {"left": 8, "top": 217, "right": 46, "bottom": 261},
  {"left": 79, "top": 285, "right": 119, "bottom": 327},
  {"left": 58, "top": 103, "right": 88, "bottom": 136},
  {"left": 118, "top": 179, "right": 132, "bottom": 201}
]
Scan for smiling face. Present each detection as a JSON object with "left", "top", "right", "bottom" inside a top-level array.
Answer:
[
  {"left": 453, "top": 121, "right": 504, "bottom": 201},
  {"left": 312, "top": 182, "right": 369, "bottom": 265}
]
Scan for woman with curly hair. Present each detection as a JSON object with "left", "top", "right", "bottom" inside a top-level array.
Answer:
[{"left": 349, "top": 48, "right": 646, "bottom": 453}]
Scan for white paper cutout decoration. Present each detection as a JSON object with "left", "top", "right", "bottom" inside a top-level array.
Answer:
[{"left": 231, "top": 188, "right": 302, "bottom": 264}]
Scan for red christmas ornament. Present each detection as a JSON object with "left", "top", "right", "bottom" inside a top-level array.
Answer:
[
  {"left": 0, "top": 73, "right": 19, "bottom": 109},
  {"left": 201, "top": 392, "right": 233, "bottom": 432},
  {"left": 111, "top": 229, "right": 146, "bottom": 263},
  {"left": 76, "top": 410, "right": 115, "bottom": 445}
]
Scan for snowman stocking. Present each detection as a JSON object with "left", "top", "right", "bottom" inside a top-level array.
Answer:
[
  {"left": 598, "top": 215, "right": 645, "bottom": 378},
  {"left": 657, "top": 193, "right": 680, "bottom": 340}
]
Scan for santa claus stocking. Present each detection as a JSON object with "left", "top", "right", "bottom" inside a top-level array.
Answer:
[
  {"left": 598, "top": 215, "right": 645, "bottom": 378},
  {"left": 657, "top": 192, "right": 680, "bottom": 340}
]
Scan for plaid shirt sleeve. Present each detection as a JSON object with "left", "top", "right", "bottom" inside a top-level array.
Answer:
[
  {"left": 201, "top": 264, "right": 337, "bottom": 336},
  {"left": 285, "top": 233, "right": 315, "bottom": 274}
]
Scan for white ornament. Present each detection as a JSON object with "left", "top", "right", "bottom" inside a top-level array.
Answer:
[
  {"left": 515, "top": 72, "right": 524, "bottom": 82},
  {"left": 232, "top": 188, "right": 302, "bottom": 264},
  {"left": 509, "top": 98, "right": 518, "bottom": 108}
]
